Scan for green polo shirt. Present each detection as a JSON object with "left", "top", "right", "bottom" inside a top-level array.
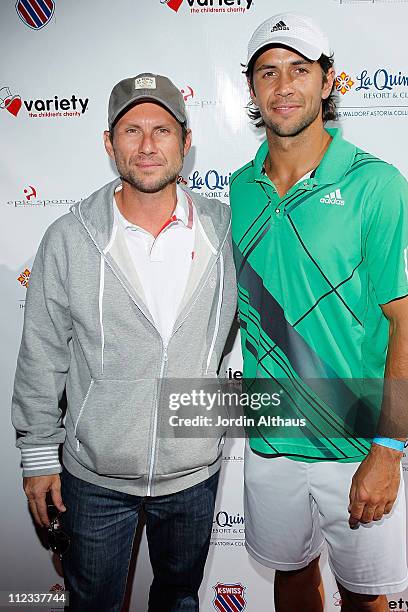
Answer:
[{"left": 230, "top": 128, "right": 408, "bottom": 462}]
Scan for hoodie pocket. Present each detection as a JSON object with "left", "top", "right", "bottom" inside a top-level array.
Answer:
[
  {"left": 74, "top": 378, "right": 156, "bottom": 478},
  {"left": 155, "top": 374, "right": 226, "bottom": 476}
]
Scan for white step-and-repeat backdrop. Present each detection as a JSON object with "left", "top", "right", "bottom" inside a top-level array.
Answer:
[{"left": 2, "top": 0, "right": 408, "bottom": 610}]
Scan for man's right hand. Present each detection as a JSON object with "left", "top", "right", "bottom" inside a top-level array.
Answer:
[{"left": 23, "top": 474, "right": 66, "bottom": 528}]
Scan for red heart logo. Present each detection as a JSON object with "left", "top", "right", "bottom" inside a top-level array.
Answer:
[
  {"left": 166, "top": 0, "right": 183, "bottom": 11},
  {"left": 5, "top": 96, "right": 22, "bottom": 117}
]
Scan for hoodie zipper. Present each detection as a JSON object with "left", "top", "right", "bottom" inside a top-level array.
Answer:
[
  {"left": 146, "top": 340, "right": 168, "bottom": 496},
  {"left": 145, "top": 228, "right": 229, "bottom": 493},
  {"left": 73, "top": 204, "right": 229, "bottom": 493}
]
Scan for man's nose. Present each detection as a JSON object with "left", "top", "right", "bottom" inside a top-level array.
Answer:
[
  {"left": 275, "top": 72, "right": 294, "bottom": 97},
  {"left": 139, "top": 132, "right": 156, "bottom": 154}
]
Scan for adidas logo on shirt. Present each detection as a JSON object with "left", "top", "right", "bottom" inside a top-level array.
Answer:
[
  {"left": 320, "top": 189, "right": 345, "bottom": 206},
  {"left": 271, "top": 20, "right": 289, "bottom": 32}
]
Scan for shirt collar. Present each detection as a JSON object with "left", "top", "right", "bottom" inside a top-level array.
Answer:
[
  {"left": 252, "top": 127, "right": 356, "bottom": 187},
  {"left": 113, "top": 184, "right": 194, "bottom": 232}
]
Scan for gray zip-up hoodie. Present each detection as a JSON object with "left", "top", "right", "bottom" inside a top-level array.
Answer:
[{"left": 11, "top": 178, "right": 237, "bottom": 496}]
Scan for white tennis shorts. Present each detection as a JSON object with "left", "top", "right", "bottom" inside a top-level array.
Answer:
[{"left": 244, "top": 442, "right": 408, "bottom": 595}]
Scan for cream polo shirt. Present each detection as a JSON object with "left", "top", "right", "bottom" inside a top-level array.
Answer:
[{"left": 113, "top": 186, "right": 195, "bottom": 344}]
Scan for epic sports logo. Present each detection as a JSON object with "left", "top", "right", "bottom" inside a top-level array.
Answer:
[{"left": 161, "top": 0, "right": 253, "bottom": 13}]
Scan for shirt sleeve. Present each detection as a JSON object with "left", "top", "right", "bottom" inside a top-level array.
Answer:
[
  {"left": 363, "top": 170, "right": 408, "bottom": 305},
  {"left": 11, "top": 223, "right": 72, "bottom": 476}
]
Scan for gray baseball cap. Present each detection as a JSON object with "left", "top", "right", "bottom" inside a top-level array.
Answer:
[{"left": 108, "top": 73, "right": 187, "bottom": 130}]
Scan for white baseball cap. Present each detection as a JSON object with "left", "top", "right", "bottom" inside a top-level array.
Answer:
[{"left": 244, "top": 12, "right": 331, "bottom": 71}]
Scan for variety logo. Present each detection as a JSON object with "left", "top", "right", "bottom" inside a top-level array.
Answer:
[
  {"left": 18, "top": 268, "right": 31, "bottom": 288},
  {"left": 333, "top": 591, "right": 342, "bottom": 607},
  {"left": 320, "top": 188, "right": 345, "bottom": 206},
  {"left": 161, "top": 0, "right": 184, "bottom": 10},
  {"left": 161, "top": 0, "right": 253, "bottom": 14},
  {"left": 16, "top": 0, "right": 55, "bottom": 30},
  {"left": 0, "top": 87, "right": 22, "bottom": 117},
  {"left": 1, "top": 86, "right": 89, "bottom": 119},
  {"left": 213, "top": 583, "right": 246, "bottom": 611},
  {"left": 49, "top": 584, "right": 65, "bottom": 593},
  {"left": 335, "top": 71, "right": 355, "bottom": 96}
]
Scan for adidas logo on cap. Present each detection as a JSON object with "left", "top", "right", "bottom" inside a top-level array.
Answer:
[
  {"left": 320, "top": 188, "right": 345, "bottom": 206},
  {"left": 271, "top": 20, "right": 289, "bottom": 32}
]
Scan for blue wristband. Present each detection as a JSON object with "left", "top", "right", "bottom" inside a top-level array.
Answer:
[{"left": 372, "top": 437, "right": 405, "bottom": 452}]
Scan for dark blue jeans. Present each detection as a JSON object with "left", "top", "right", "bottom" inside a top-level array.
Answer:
[{"left": 60, "top": 467, "right": 219, "bottom": 612}]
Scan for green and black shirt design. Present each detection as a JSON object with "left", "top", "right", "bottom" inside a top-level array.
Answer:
[{"left": 230, "top": 128, "right": 408, "bottom": 462}]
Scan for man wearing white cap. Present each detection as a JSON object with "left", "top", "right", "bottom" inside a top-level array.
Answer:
[{"left": 230, "top": 12, "right": 408, "bottom": 612}]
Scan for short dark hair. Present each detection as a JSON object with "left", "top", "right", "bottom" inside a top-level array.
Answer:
[{"left": 244, "top": 50, "right": 337, "bottom": 128}]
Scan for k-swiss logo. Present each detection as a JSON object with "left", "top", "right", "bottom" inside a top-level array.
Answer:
[
  {"left": 213, "top": 583, "right": 246, "bottom": 611},
  {"left": 320, "top": 188, "right": 345, "bottom": 206},
  {"left": 271, "top": 20, "right": 289, "bottom": 31},
  {"left": 16, "top": 0, "right": 55, "bottom": 30}
]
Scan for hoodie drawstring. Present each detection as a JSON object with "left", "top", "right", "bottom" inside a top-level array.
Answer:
[{"left": 99, "top": 254, "right": 105, "bottom": 375}]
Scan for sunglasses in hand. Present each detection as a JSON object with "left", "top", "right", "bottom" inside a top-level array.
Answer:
[{"left": 47, "top": 504, "right": 70, "bottom": 556}]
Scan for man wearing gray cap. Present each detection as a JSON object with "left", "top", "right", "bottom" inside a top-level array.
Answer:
[
  {"left": 230, "top": 12, "right": 408, "bottom": 612},
  {"left": 12, "top": 73, "right": 237, "bottom": 611}
]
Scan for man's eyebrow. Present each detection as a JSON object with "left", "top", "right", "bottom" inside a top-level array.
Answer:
[
  {"left": 255, "top": 59, "right": 313, "bottom": 71},
  {"left": 122, "top": 122, "right": 174, "bottom": 129}
]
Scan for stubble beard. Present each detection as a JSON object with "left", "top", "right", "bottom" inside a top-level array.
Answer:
[
  {"left": 116, "top": 153, "right": 184, "bottom": 194},
  {"left": 263, "top": 103, "right": 322, "bottom": 138}
]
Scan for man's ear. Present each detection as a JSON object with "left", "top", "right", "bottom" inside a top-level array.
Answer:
[
  {"left": 183, "top": 128, "right": 192, "bottom": 157},
  {"left": 247, "top": 77, "right": 257, "bottom": 105},
  {"left": 322, "top": 67, "right": 335, "bottom": 101},
  {"left": 103, "top": 130, "right": 115, "bottom": 160}
]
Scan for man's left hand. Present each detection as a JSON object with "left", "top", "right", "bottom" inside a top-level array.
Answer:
[{"left": 348, "top": 443, "right": 402, "bottom": 528}]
